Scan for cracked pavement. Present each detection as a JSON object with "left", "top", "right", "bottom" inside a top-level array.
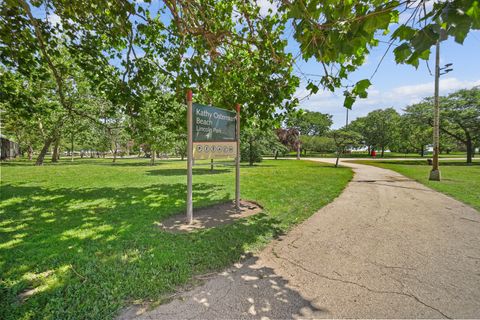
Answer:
[{"left": 119, "top": 159, "right": 480, "bottom": 319}]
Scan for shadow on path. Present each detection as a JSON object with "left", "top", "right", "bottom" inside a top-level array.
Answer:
[{"left": 120, "top": 255, "right": 328, "bottom": 320}]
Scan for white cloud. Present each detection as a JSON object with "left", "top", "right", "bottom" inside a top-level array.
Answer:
[
  {"left": 389, "top": 78, "right": 480, "bottom": 100},
  {"left": 398, "top": 0, "right": 436, "bottom": 24},
  {"left": 256, "top": 0, "right": 278, "bottom": 16},
  {"left": 297, "top": 77, "right": 480, "bottom": 128},
  {"left": 46, "top": 13, "right": 61, "bottom": 26}
]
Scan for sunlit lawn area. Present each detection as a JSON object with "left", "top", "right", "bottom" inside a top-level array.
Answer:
[
  {"left": 285, "top": 151, "right": 468, "bottom": 158},
  {"left": 0, "top": 158, "right": 352, "bottom": 319},
  {"left": 352, "top": 159, "right": 480, "bottom": 211}
]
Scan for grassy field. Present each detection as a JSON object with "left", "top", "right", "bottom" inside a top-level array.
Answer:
[
  {"left": 0, "top": 158, "right": 352, "bottom": 320},
  {"left": 351, "top": 159, "right": 480, "bottom": 211},
  {"left": 282, "top": 151, "right": 468, "bottom": 158}
]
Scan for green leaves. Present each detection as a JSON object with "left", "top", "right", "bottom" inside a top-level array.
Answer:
[
  {"left": 391, "top": 25, "right": 416, "bottom": 41},
  {"left": 306, "top": 82, "right": 319, "bottom": 94},
  {"left": 393, "top": 43, "right": 412, "bottom": 63},
  {"left": 343, "top": 79, "right": 371, "bottom": 109},
  {"left": 353, "top": 79, "right": 371, "bottom": 98},
  {"left": 283, "top": 0, "right": 480, "bottom": 108},
  {"left": 286, "top": 110, "right": 333, "bottom": 136}
]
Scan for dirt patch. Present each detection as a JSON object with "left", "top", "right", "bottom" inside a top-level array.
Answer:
[{"left": 158, "top": 200, "right": 263, "bottom": 233}]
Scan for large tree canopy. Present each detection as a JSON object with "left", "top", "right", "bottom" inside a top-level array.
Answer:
[
  {"left": 405, "top": 87, "right": 480, "bottom": 163},
  {"left": 0, "top": 0, "right": 300, "bottom": 164},
  {"left": 0, "top": 0, "right": 299, "bottom": 117},
  {"left": 349, "top": 108, "right": 401, "bottom": 156},
  {"left": 286, "top": 110, "right": 333, "bottom": 136}
]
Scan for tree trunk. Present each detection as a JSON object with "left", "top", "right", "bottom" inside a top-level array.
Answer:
[
  {"left": 296, "top": 144, "right": 300, "bottom": 160},
  {"left": 381, "top": 146, "right": 385, "bottom": 157},
  {"left": 36, "top": 137, "right": 53, "bottom": 165},
  {"left": 151, "top": 150, "right": 155, "bottom": 165},
  {"left": 181, "top": 154, "right": 185, "bottom": 161},
  {"left": 113, "top": 147, "right": 117, "bottom": 163},
  {"left": 249, "top": 138, "right": 254, "bottom": 166},
  {"left": 71, "top": 133, "right": 74, "bottom": 161},
  {"left": 28, "top": 145, "right": 33, "bottom": 160},
  {"left": 335, "top": 152, "right": 340, "bottom": 167},
  {"left": 52, "top": 138, "right": 59, "bottom": 162},
  {"left": 420, "top": 146, "right": 425, "bottom": 157},
  {"left": 466, "top": 137, "right": 473, "bottom": 165},
  {"left": 274, "top": 150, "right": 278, "bottom": 160}
]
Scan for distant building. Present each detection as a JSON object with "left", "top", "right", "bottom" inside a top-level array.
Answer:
[{"left": 1, "top": 135, "right": 20, "bottom": 160}]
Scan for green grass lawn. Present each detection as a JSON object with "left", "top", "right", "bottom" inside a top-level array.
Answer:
[
  {"left": 351, "top": 159, "right": 480, "bottom": 211},
  {"left": 0, "top": 158, "right": 352, "bottom": 320},
  {"left": 283, "top": 151, "right": 468, "bottom": 159}
]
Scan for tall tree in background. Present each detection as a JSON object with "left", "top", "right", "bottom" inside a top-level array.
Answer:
[
  {"left": 1, "top": 1, "right": 300, "bottom": 164},
  {"left": 276, "top": 127, "right": 301, "bottom": 158},
  {"left": 393, "top": 113, "right": 432, "bottom": 156},
  {"left": 329, "top": 129, "right": 362, "bottom": 167},
  {"left": 442, "top": 88, "right": 480, "bottom": 163},
  {"left": 284, "top": 110, "right": 332, "bottom": 157},
  {"left": 1, "top": 2, "right": 131, "bottom": 164},
  {"left": 349, "top": 108, "right": 401, "bottom": 157},
  {"left": 131, "top": 91, "right": 184, "bottom": 165},
  {"left": 405, "top": 87, "right": 480, "bottom": 164},
  {"left": 287, "top": 110, "right": 332, "bottom": 136}
]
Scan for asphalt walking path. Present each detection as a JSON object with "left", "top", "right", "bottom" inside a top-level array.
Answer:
[{"left": 121, "top": 158, "right": 480, "bottom": 319}]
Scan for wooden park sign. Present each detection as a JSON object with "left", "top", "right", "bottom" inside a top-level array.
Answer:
[
  {"left": 186, "top": 90, "right": 241, "bottom": 224},
  {"left": 192, "top": 103, "right": 237, "bottom": 160}
]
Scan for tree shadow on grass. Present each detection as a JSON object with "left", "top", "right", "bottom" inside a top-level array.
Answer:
[
  {"left": 98, "top": 159, "right": 187, "bottom": 167},
  {"left": 370, "top": 160, "right": 479, "bottom": 166},
  {"left": 303, "top": 163, "right": 352, "bottom": 170},
  {"left": 237, "top": 164, "right": 275, "bottom": 168},
  {"left": 0, "top": 182, "right": 282, "bottom": 320},
  {"left": 0, "top": 158, "right": 180, "bottom": 167},
  {"left": 146, "top": 168, "right": 232, "bottom": 176}
]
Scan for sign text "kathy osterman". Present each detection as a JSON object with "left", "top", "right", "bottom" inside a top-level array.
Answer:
[{"left": 192, "top": 103, "right": 236, "bottom": 142}]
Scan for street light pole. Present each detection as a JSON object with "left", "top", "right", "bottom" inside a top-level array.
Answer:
[
  {"left": 429, "top": 40, "right": 441, "bottom": 181},
  {"left": 346, "top": 108, "right": 349, "bottom": 128},
  {"left": 429, "top": 29, "right": 451, "bottom": 181}
]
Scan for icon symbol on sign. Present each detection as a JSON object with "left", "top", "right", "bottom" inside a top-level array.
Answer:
[{"left": 197, "top": 145, "right": 203, "bottom": 152}]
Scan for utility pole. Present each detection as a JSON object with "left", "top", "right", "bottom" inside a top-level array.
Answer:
[
  {"left": 429, "top": 29, "right": 452, "bottom": 181},
  {"left": 345, "top": 108, "right": 349, "bottom": 128},
  {"left": 429, "top": 40, "right": 441, "bottom": 181}
]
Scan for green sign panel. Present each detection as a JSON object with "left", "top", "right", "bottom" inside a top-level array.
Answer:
[{"left": 193, "top": 103, "right": 236, "bottom": 142}]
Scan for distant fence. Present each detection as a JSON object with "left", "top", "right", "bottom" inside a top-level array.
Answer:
[{"left": 1, "top": 136, "right": 20, "bottom": 160}]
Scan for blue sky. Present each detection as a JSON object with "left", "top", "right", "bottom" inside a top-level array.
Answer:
[{"left": 287, "top": 25, "right": 480, "bottom": 128}]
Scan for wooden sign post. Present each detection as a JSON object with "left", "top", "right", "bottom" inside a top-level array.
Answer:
[
  {"left": 186, "top": 89, "right": 193, "bottom": 224},
  {"left": 185, "top": 89, "right": 240, "bottom": 223},
  {"left": 235, "top": 103, "right": 241, "bottom": 209}
]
